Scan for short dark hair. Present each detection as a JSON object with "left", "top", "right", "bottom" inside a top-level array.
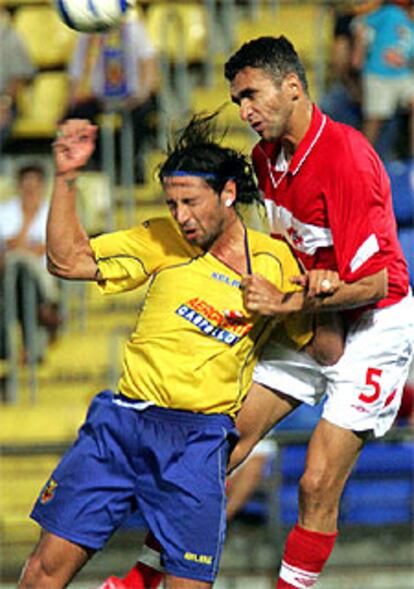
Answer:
[
  {"left": 16, "top": 164, "right": 46, "bottom": 181},
  {"left": 224, "top": 36, "right": 309, "bottom": 94},
  {"left": 159, "top": 113, "right": 262, "bottom": 206}
]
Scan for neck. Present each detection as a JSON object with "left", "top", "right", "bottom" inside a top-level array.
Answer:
[
  {"left": 281, "top": 99, "right": 313, "bottom": 159},
  {"left": 209, "top": 213, "right": 247, "bottom": 274}
]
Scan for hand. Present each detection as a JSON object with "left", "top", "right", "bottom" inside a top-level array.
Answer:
[
  {"left": 241, "top": 274, "right": 292, "bottom": 316},
  {"left": 290, "top": 269, "right": 341, "bottom": 298},
  {"left": 120, "top": 91, "right": 148, "bottom": 112},
  {"left": 53, "top": 119, "right": 97, "bottom": 174}
]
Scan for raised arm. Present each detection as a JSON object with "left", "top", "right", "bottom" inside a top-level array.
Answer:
[{"left": 47, "top": 119, "right": 100, "bottom": 281}]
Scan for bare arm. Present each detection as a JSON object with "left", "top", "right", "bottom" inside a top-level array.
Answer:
[
  {"left": 47, "top": 119, "right": 100, "bottom": 281},
  {"left": 241, "top": 267, "right": 388, "bottom": 316},
  {"left": 350, "top": 20, "right": 368, "bottom": 72}
]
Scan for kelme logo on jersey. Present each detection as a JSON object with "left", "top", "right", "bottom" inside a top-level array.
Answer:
[
  {"left": 176, "top": 297, "right": 252, "bottom": 346},
  {"left": 211, "top": 271, "right": 240, "bottom": 288},
  {"left": 40, "top": 478, "right": 58, "bottom": 504}
]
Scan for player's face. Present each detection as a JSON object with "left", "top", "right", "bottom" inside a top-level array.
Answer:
[
  {"left": 230, "top": 67, "right": 294, "bottom": 142},
  {"left": 163, "top": 176, "right": 229, "bottom": 249}
]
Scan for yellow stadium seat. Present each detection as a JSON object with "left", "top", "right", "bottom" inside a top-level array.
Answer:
[
  {"left": 235, "top": 5, "right": 333, "bottom": 67},
  {"left": 189, "top": 83, "right": 243, "bottom": 129},
  {"left": 0, "top": 175, "right": 16, "bottom": 202},
  {"left": 12, "top": 72, "right": 69, "bottom": 139},
  {"left": 145, "top": 3, "right": 208, "bottom": 63},
  {"left": 13, "top": 5, "right": 77, "bottom": 68}
]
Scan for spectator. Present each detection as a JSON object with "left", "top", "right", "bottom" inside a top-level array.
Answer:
[
  {"left": 320, "top": 2, "right": 382, "bottom": 128},
  {"left": 0, "top": 164, "right": 62, "bottom": 367},
  {"left": 0, "top": 8, "right": 36, "bottom": 153},
  {"left": 66, "top": 8, "right": 159, "bottom": 183},
  {"left": 352, "top": 0, "right": 414, "bottom": 158}
]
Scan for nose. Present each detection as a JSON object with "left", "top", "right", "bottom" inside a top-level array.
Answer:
[
  {"left": 174, "top": 203, "right": 190, "bottom": 226},
  {"left": 239, "top": 99, "right": 251, "bottom": 122}
]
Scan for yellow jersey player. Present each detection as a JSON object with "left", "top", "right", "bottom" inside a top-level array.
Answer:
[{"left": 19, "top": 114, "right": 313, "bottom": 589}]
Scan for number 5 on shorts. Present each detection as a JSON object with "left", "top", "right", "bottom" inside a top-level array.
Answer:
[{"left": 358, "top": 367, "right": 382, "bottom": 403}]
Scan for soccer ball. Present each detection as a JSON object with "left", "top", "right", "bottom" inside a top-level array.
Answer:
[{"left": 54, "top": 0, "right": 133, "bottom": 33}]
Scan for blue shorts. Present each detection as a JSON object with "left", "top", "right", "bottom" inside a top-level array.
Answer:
[{"left": 31, "top": 390, "right": 238, "bottom": 583}]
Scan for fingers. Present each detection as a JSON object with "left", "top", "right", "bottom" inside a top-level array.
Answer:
[
  {"left": 240, "top": 274, "right": 281, "bottom": 315},
  {"left": 290, "top": 275, "right": 307, "bottom": 287},
  {"left": 53, "top": 119, "right": 97, "bottom": 173},
  {"left": 306, "top": 270, "right": 341, "bottom": 298},
  {"left": 55, "top": 119, "right": 97, "bottom": 144}
]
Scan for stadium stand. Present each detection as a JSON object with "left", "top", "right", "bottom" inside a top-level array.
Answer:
[
  {"left": 12, "top": 4, "right": 77, "bottom": 69},
  {"left": 1, "top": 2, "right": 413, "bottom": 586},
  {"left": 12, "top": 71, "right": 69, "bottom": 140}
]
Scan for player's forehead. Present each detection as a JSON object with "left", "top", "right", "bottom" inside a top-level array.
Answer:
[
  {"left": 162, "top": 175, "right": 215, "bottom": 199},
  {"left": 230, "top": 66, "right": 275, "bottom": 97}
]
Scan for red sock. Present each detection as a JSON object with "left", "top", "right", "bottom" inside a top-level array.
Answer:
[
  {"left": 122, "top": 532, "right": 163, "bottom": 589},
  {"left": 122, "top": 562, "right": 162, "bottom": 589},
  {"left": 276, "top": 524, "right": 338, "bottom": 588}
]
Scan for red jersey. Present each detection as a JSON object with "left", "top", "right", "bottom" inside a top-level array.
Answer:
[{"left": 252, "top": 105, "right": 409, "bottom": 309}]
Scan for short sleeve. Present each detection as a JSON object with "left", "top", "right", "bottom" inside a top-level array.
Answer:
[
  {"left": 90, "top": 218, "right": 195, "bottom": 294},
  {"left": 323, "top": 134, "right": 389, "bottom": 282}
]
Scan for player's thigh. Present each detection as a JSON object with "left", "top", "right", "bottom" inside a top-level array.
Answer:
[
  {"left": 236, "top": 381, "right": 298, "bottom": 439},
  {"left": 165, "top": 575, "right": 211, "bottom": 589},
  {"left": 323, "top": 295, "right": 414, "bottom": 438},
  {"left": 230, "top": 382, "right": 298, "bottom": 471},
  {"left": 19, "top": 530, "right": 92, "bottom": 587}
]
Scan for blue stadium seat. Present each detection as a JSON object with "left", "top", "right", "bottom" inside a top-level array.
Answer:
[
  {"left": 341, "top": 479, "right": 412, "bottom": 525},
  {"left": 399, "top": 228, "right": 414, "bottom": 286},
  {"left": 385, "top": 159, "right": 414, "bottom": 226},
  {"left": 240, "top": 441, "right": 414, "bottom": 527},
  {"left": 352, "top": 442, "right": 414, "bottom": 476}
]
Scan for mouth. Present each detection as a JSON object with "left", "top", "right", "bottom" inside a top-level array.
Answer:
[
  {"left": 251, "top": 120, "right": 264, "bottom": 134},
  {"left": 181, "top": 226, "right": 199, "bottom": 241}
]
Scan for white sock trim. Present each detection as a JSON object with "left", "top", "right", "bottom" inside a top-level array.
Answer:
[
  {"left": 138, "top": 544, "right": 164, "bottom": 572},
  {"left": 279, "top": 560, "right": 320, "bottom": 588}
]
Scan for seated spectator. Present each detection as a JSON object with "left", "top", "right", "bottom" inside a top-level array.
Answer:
[
  {"left": 66, "top": 8, "right": 159, "bottom": 183},
  {"left": 0, "top": 164, "right": 62, "bottom": 368},
  {"left": 0, "top": 8, "right": 36, "bottom": 154},
  {"left": 352, "top": 0, "right": 414, "bottom": 158}
]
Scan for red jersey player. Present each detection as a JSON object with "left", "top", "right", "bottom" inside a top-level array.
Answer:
[{"left": 224, "top": 35, "right": 414, "bottom": 589}]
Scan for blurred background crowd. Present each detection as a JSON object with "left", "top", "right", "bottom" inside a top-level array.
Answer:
[{"left": 0, "top": 1, "right": 413, "bottom": 587}]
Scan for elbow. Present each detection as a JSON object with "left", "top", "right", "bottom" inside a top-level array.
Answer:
[
  {"left": 46, "top": 253, "right": 77, "bottom": 280},
  {"left": 371, "top": 268, "right": 388, "bottom": 303}
]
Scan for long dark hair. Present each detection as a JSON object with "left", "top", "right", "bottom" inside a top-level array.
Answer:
[{"left": 159, "top": 112, "right": 262, "bottom": 206}]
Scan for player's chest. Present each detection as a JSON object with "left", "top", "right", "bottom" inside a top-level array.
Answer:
[
  {"left": 149, "top": 256, "right": 244, "bottom": 311},
  {"left": 261, "top": 166, "right": 329, "bottom": 229}
]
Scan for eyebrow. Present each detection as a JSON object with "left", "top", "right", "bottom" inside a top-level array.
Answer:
[{"left": 231, "top": 88, "right": 255, "bottom": 104}]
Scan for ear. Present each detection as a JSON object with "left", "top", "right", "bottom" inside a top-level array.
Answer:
[
  {"left": 220, "top": 179, "right": 237, "bottom": 208},
  {"left": 283, "top": 73, "right": 301, "bottom": 101}
]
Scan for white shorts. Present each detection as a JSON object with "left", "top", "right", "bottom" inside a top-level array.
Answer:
[
  {"left": 363, "top": 74, "right": 414, "bottom": 118},
  {"left": 254, "top": 294, "right": 414, "bottom": 437}
]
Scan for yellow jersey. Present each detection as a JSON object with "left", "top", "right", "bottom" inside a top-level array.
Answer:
[{"left": 90, "top": 217, "right": 312, "bottom": 418}]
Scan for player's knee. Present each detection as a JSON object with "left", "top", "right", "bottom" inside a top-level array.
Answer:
[
  {"left": 18, "top": 554, "right": 57, "bottom": 589},
  {"left": 299, "top": 467, "right": 338, "bottom": 506}
]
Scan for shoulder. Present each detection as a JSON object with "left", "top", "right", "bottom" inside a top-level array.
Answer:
[
  {"left": 323, "top": 117, "right": 378, "bottom": 168},
  {"left": 248, "top": 229, "right": 294, "bottom": 259}
]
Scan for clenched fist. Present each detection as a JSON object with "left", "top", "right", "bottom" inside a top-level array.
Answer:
[{"left": 53, "top": 119, "right": 98, "bottom": 175}]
